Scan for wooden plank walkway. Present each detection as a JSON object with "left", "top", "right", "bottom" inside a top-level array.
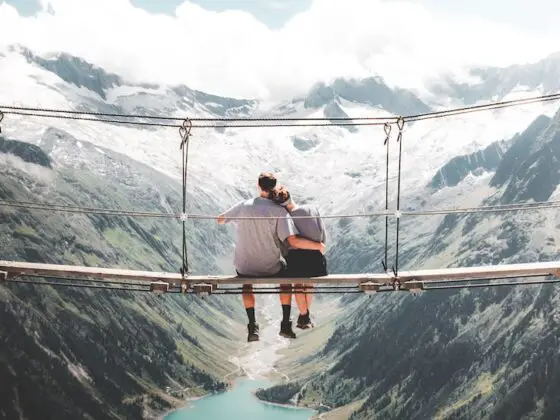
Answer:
[
  {"left": 397, "top": 261, "right": 560, "bottom": 283},
  {"left": 1, "top": 260, "right": 559, "bottom": 288},
  {"left": 0, "top": 260, "right": 389, "bottom": 285}
]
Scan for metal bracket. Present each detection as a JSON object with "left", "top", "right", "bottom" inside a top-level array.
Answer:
[
  {"left": 359, "top": 282, "right": 379, "bottom": 295},
  {"left": 150, "top": 281, "right": 169, "bottom": 294},
  {"left": 404, "top": 280, "right": 423, "bottom": 296},
  {"left": 193, "top": 283, "right": 213, "bottom": 296},
  {"left": 0, "top": 271, "right": 7, "bottom": 282}
]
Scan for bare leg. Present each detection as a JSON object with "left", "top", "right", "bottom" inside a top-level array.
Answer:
[
  {"left": 243, "top": 284, "right": 255, "bottom": 313},
  {"left": 305, "top": 285, "right": 313, "bottom": 312},
  {"left": 294, "top": 283, "right": 308, "bottom": 315}
]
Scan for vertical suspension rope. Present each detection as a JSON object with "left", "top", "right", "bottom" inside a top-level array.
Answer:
[
  {"left": 381, "top": 122, "right": 391, "bottom": 272},
  {"left": 179, "top": 119, "right": 193, "bottom": 286},
  {"left": 393, "top": 117, "right": 405, "bottom": 278},
  {"left": 0, "top": 110, "right": 4, "bottom": 133}
]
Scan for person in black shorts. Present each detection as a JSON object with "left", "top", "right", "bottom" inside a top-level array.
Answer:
[{"left": 272, "top": 186, "right": 327, "bottom": 329}]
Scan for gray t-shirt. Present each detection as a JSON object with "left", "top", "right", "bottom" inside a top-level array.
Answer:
[
  {"left": 223, "top": 197, "right": 299, "bottom": 276},
  {"left": 290, "top": 205, "right": 326, "bottom": 244}
]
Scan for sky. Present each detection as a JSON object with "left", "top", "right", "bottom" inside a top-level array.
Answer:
[
  {"left": 2, "top": 0, "right": 314, "bottom": 28},
  {"left": 1, "top": 0, "right": 560, "bottom": 101}
]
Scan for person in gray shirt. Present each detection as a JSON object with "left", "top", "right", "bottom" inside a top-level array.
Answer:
[
  {"left": 217, "top": 173, "right": 325, "bottom": 342},
  {"left": 272, "top": 186, "right": 327, "bottom": 330}
]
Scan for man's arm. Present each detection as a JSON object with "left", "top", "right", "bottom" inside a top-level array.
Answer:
[
  {"left": 217, "top": 201, "right": 243, "bottom": 225},
  {"left": 278, "top": 210, "right": 325, "bottom": 253},
  {"left": 287, "top": 235, "right": 326, "bottom": 254}
]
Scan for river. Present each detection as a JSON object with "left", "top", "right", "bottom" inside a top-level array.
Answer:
[
  {"left": 164, "top": 379, "right": 315, "bottom": 420},
  {"left": 164, "top": 295, "right": 317, "bottom": 420}
]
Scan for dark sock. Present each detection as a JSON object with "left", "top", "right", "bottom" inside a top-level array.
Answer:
[
  {"left": 282, "top": 305, "right": 291, "bottom": 323},
  {"left": 246, "top": 307, "right": 256, "bottom": 324}
]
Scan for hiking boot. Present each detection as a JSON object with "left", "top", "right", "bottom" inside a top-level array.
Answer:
[
  {"left": 279, "top": 321, "right": 297, "bottom": 339},
  {"left": 297, "top": 313, "right": 313, "bottom": 330},
  {"left": 247, "top": 323, "right": 260, "bottom": 342}
]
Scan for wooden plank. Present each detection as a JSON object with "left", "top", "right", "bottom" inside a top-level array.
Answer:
[
  {"left": 0, "top": 260, "right": 183, "bottom": 283},
  {"left": 228, "top": 274, "right": 391, "bottom": 286},
  {"left": 1, "top": 260, "right": 559, "bottom": 287},
  {"left": 0, "top": 260, "right": 391, "bottom": 285},
  {"left": 398, "top": 261, "right": 560, "bottom": 283}
]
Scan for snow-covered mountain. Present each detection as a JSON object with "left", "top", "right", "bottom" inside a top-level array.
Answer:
[
  {"left": 3, "top": 42, "right": 560, "bottom": 419},
  {"left": 277, "top": 103, "right": 560, "bottom": 420},
  {"left": 426, "top": 52, "right": 560, "bottom": 106},
  {"left": 0, "top": 132, "right": 242, "bottom": 418},
  {"left": 2, "top": 44, "right": 559, "bottom": 265}
]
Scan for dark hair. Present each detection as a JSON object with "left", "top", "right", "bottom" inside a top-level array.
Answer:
[
  {"left": 258, "top": 172, "right": 277, "bottom": 196},
  {"left": 271, "top": 186, "right": 291, "bottom": 206}
]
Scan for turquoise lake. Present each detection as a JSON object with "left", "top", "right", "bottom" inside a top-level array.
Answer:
[{"left": 164, "top": 379, "right": 316, "bottom": 420}]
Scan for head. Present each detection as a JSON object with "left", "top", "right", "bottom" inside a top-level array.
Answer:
[
  {"left": 271, "top": 185, "right": 295, "bottom": 211},
  {"left": 257, "top": 172, "right": 277, "bottom": 198}
]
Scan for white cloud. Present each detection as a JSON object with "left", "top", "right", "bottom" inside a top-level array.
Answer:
[{"left": 0, "top": 0, "right": 559, "bottom": 101}]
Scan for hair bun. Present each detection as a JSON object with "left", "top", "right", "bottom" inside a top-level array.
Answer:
[{"left": 271, "top": 186, "right": 290, "bottom": 205}]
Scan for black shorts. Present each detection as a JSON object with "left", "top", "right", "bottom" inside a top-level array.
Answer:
[{"left": 286, "top": 249, "right": 328, "bottom": 278}]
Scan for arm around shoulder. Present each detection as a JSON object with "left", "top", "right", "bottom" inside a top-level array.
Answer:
[{"left": 287, "top": 235, "right": 326, "bottom": 254}]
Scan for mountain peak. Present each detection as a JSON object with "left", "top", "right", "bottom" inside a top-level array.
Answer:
[
  {"left": 428, "top": 49, "right": 560, "bottom": 105},
  {"left": 19, "top": 47, "right": 122, "bottom": 99},
  {"left": 490, "top": 111, "right": 560, "bottom": 204},
  {"left": 303, "top": 76, "right": 431, "bottom": 117},
  {"left": 0, "top": 136, "right": 52, "bottom": 168}
]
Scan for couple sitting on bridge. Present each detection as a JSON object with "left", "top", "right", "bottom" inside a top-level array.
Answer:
[{"left": 217, "top": 172, "right": 327, "bottom": 342}]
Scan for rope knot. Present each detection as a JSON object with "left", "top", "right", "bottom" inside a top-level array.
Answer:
[
  {"left": 179, "top": 118, "right": 193, "bottom": 149},
  {"left": 383, "top": 122, "right": 391, "bottom": 136},
  {"left": 383, "top": 122, "right": 392, "bottom": 145}
]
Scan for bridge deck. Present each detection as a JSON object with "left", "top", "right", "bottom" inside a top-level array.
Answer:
[{"left": 1, "top": 260, "right": 559, "bottom": 289}]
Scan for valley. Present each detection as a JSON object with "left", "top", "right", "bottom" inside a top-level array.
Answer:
[{"left": 2, "top": 42, "right": 560, "bottom": 420}]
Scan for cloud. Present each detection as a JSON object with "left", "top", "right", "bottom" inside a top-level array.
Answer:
[{"left": 0, "top": 0, "right": 559, "bottom": 101}]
